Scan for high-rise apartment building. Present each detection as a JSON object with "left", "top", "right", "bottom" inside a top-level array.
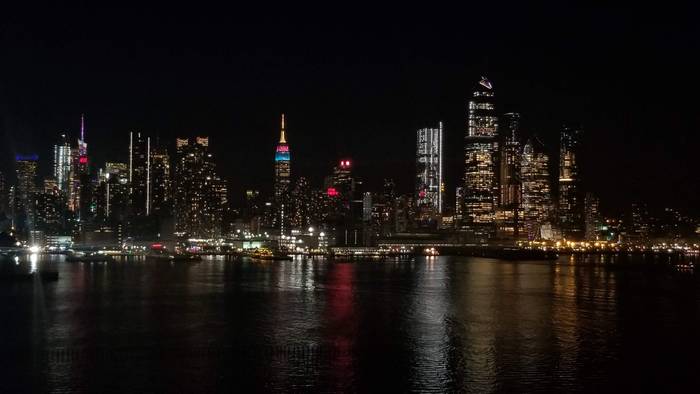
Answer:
[
  {"left": 150, "top": 145, "right": 171, "bottom": 217},
  {"left": 174, "top": 137, "right": 226, "bottom": 238}
]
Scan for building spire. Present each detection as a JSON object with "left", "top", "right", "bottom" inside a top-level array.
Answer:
[
  {"left": 279, "top": 113, "right": 286, "bottom": 144},
  {"left": 80, "top": 113, "right": 85, "bottom": 142}
]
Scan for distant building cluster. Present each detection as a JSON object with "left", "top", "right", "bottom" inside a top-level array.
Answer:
[{"left": 0, "top": 79, "right": 698, "bottom": 250}]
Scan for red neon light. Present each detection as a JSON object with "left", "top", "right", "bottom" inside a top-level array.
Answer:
[
  {"left": 339, "top": 159, "right": 351, "bottom": 168},
  {"left": 327, "top": 187, "right": 339, "bottom": 197},
  {"left": 79, "top": 157, "right": 88, "bottom": 164},
  {"left": 151, "top": 243, "right": 164, "bottom": 249},
  {"left": 276, "top": 145, "right": 289, "bottom": 152}
]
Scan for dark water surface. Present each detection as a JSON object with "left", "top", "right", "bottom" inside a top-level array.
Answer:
[{"left": 1, "top": 255, "right": 699, "bottom": 393}]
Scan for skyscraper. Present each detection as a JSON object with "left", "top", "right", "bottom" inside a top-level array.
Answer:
[
  {"left": 290, "top": 177, "right": 312, "bottom": 230},
  {"left": 496, "top": 113, "right": 522, "bottom": 237},
  {"left": 584, "top": 192, "right": 601, "bottom": 241},
  {"left": 274, "top": 114, "right": 291, "bottom": 200},
  {"left": 35, "top": 183, "right": 63, "bottom": 235},
  {"left": 99, "top": 162, "right": 129, "bottom": 227},
  {"left": 77, "top": 114, "right": 88, "bottom": 174},
  {"left": 463, "top": 76, "right": 499, "bottom": 238},
  {"left": 521, "top": 137, "right": 552, "bottom": 240},
  {"left": 174, "top": 137, "right": 226, "bottom": 237},
  {"left": 150, "top": 145, "right": 171, "bottom": 217},
  {"left": 53, "top": 133, "right": 72, "bottom": 192},
  {"left": 274, "top": 114, "right": 291, "bottom": 233},
  {"left": 15, "top": 154, "right": 39, "bottom": 236},
  {"left": 558, "top": 123, "right": 584, "bottom": 239},
  {"left": 416, "top": 122, "right": 443, "bottom": 219},
  {"left": 129, "top": 132, "right": 150, "bottom": 216}
]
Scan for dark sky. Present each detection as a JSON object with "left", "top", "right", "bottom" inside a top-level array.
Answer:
[{"left": 1, "top": 4, "right": 698, "bottom": 215}]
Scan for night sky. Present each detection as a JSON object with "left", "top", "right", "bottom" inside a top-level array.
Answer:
[{"left": 1, "top": 4, "right": 698, "bottom": 215}]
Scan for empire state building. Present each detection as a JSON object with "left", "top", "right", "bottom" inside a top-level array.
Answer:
[{"left": 274, "top": 114, "right": 291, "bottom": 200}]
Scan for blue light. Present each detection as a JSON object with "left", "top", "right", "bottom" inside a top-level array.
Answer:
[
  {"left": 275, "top": 152, "right": 290, "bottom": 162},
  {"left": 15, "top": 154, "right": 39, "bottom": 161}
]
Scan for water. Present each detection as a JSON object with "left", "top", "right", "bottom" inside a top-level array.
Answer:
[{"left": 1, "top": 255, "right": 698, "bottom": 393}]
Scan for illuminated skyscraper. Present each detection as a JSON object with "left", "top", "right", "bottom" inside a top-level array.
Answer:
[
  {"left": 67, "top": 115, "right": 90, "bottom": 215},
  {"left": 628, "top": 203, "right": 649, "bottom": 242},
  {"left": 521, "top": 137, "right": 552, "bottom": 240},
  {"left": 174, "top": 137, "right": 226, "bottom": 237},
  {"left": 15, "top": 155, "right": 39, "bottom": 236},
  {"left": 149, "top": 145, "right": 171, "bottom": 217},
  {"left": 290, "top": 177, "right": 312, "bottom": 230},
  {"left": 274, "top": 114, "right": 291, "bottom": 200},
  {"left": 129, "top": 132, "right": 150, "bottom": 216},
  {"left": 496, "top": 113, "right": 522, "bottom": 237},
  {"left": 53, "top": 133, "right": 72, "bottom": 192},
  {"left": 584, "top": 192, "right": 601, "bottom": 240},
  {"left": 558, "top": 123, "right": 584, "bottom": 239},
  {"left": 98, "top": 162, "right": 129, "bottom": 226},
  {"left": 35, "top": 183, "right": 63, "bottom": 235},
  {"left": 77, "top": 114, "right": 88, "bottom": 174},
  {"left": 274, "top": 114, "right": 291, "bottom": 233},
  {"left": 463, "top": 76, "right": 499, "bottom": 238},
  {"left": 416, "top": 122, "right": 443, "bottom": 219}
]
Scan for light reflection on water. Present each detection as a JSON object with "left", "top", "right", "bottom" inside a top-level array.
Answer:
[{"left": 1, "top": 254, "right": 698, "bottom": 393}]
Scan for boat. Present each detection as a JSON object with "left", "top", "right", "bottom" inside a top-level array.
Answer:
[
  {"left": 145, "top": 253, "right": 175, "bottom": 261},
  {"left": 145, "top": 252, "right": 202, "bottom": 262},
  {"left": 171, "top": 254, "right": 202, "bottom": 262},
  {"left": 247, "top": 248, "right": 292, "bottom": 261}
]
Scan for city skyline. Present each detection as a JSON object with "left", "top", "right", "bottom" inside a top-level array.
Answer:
[
  {"left": 2, "top": 7, "right": 700, "bottom": 393},
  {"left": 1, "top": 5, "right": 699, "bottom": 217}
]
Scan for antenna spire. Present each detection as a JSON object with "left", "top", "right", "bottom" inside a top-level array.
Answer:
[
  {"left": 279, "top": 113, "right": 287, "bottom": 144},
  {"left": 80, "top": 113, "right": 85, "bottom": 141}
]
